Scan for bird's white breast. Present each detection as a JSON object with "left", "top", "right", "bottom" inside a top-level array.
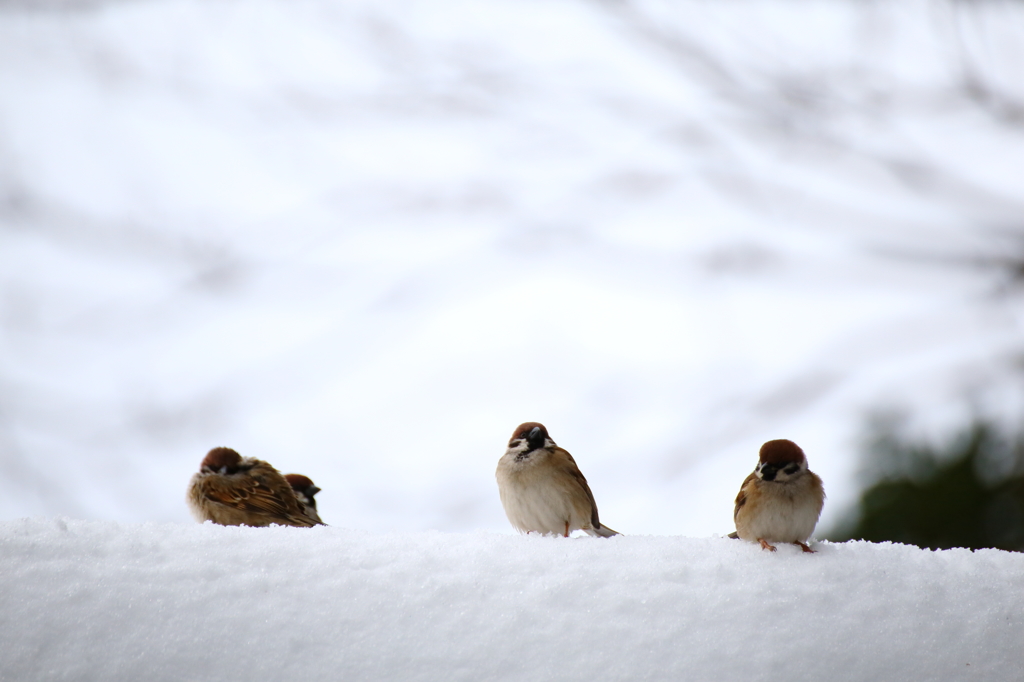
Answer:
[
  {"left": 496, "top": 450, "right": 588, "bottom": 535},
  {"left": 738, "top": 472, "right": 824, "bottom": 543}
]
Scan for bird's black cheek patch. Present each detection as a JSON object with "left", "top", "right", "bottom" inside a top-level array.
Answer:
[{"left": 784, "top": 464, "right": 800, "bottom": 475}]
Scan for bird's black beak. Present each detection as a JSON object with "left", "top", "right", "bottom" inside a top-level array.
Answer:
[
  {"left": 526, "top": 426, "right": 545, "bottom": 451},
  {"left": 308, "top": 486, "right": 321, "bottom": 497}
]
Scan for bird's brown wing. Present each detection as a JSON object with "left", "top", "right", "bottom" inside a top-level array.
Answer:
[
  {"left": 249, "top": 464, "right": 322, "bottom": 526},
  {"left": 552, "top": 447, "right": 604, "bottom": 530},
  {"left": 733, "top": 472, "right": 757, "bottom": 524},
  {"left": 201, "top": 462, "right": 319, "bottom": 527}
]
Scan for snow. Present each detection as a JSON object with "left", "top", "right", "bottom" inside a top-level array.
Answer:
[
  {"left": 1, "top": 518, "right": 1021, "bottom": 681},
  {"left": 1, "top": 0, "right": 1024, "bottom": 541}
]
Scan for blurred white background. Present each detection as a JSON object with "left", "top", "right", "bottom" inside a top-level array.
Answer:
[{"left": 1, "top": 0, "right": 1023, "bottom": 536}]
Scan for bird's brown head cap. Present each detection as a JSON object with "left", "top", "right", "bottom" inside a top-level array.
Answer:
[
  {"left": 759, "top": 439, "right": 806, "bottom": 465},
  {"left": 200, "top": 447, "right": 243, "bottom": 473},
  {"left": 509, "top": 422, "right": 552, "bottom": 449},
  {"left": 284, "top": 473, "right": 320, "bottom": 497}
]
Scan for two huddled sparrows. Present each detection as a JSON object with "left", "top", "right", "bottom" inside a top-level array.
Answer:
[
  {"left": 495, "top": 422, "right": 618, "bottom": 538},
  {"left": 731, "top": 438, "right": 825, "bottom": 552},
  {"left": 186, "top": 447, "right": 324, "bottom": 527}
]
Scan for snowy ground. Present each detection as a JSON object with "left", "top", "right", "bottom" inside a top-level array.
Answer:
[
  {"left": 1, "top": 519, "right": 1022, "bottom": 681},
  {"left": 1, "top": 0, "right": 1024, "bottom": 537}
]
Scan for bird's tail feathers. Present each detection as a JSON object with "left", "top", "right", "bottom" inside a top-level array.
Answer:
[{"left": 589, "top": 524, "right": 620, "bottom": 538}]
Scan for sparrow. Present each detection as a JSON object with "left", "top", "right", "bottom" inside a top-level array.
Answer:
[
  {"left": 496, "top": 422, "right": 619, "bottom": 538},
  {"left": 731, "top": 439, "right": 825, "bottom": 552},
  {"left": 284, "top": 473, "right": 324, "bottom": 525},
  {"left": 186, "top": 447, "right": 322, "bottom": 527}
]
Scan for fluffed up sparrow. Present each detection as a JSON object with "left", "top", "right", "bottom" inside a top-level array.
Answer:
[
  {"left": 284, "top": 473, "right": 324, "bottom": 525},
  {"left": 731, "top": 439, "right": 825, "bottom": 552},
  {"left": 496, "top": 422, "right": 619, "bottom": 538},
  {"left": 186, "top": 447, "right": 322, "bottom": 527}
]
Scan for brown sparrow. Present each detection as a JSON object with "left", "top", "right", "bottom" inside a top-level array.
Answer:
[
  {"left": 284, "top": 473, "right": 324, "bottom": 525},
  {"left": 731, "top": 439, "right": 825, "bottom": 552},
  {"left": 496, "top": 422, "right": 619, "bottom": 538},
  {"left": 186, "top": 447, "right": 322, "bottom": 527}
]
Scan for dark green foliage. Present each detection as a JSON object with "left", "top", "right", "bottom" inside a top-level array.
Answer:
[{"left": 828, "top": 417, "right": 1024, "bottom": 551}]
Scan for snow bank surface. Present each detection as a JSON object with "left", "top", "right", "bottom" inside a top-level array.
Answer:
[{"left": 2, "top": 519, "right": 1021, "bottom": 681}]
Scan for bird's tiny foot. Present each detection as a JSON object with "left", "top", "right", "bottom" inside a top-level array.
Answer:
[
  {"left": 758, "top": 538, "right": 777, "bottom": 552},
  {"left": 564, "top": 521, "right": 569, "bottom": 538},
  {"left": 796, "top": 542, "right": 815, "bottom": 553}
]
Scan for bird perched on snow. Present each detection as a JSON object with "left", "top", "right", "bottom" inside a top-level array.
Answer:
[
  {"left": 496, "top": 422, "right": 619, "bottom": 538},
  {"left": 284, "top": 473, "right": 324, "bottom": 525},
  {"left": 731, "top": 439, "right": 825, "bottom": 552},
  {"left": 186, "top": 447, "right": 322, "bottom": 527}
]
